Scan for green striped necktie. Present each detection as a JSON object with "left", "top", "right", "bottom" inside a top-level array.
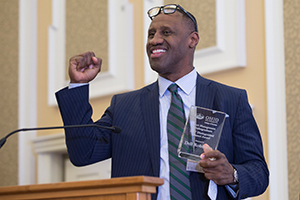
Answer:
[{"left": 167, "top": 83, "right": 192, "bottom": 200}]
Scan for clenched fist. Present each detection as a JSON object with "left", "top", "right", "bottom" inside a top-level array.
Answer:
[{"left": 69, "top": 51, "right": 102, "bottom": 83}]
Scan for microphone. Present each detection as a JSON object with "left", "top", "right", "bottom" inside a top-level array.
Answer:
[{"left": 0, "top": 124, "right": 121, "bottom": 149}]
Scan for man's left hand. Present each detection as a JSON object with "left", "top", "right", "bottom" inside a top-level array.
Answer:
[{"left": 199, "top": 144, "right": 235, "bottom": 185}]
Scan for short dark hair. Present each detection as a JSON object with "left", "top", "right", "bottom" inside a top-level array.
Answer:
[{"left": 177, "top": 9, "right": 198, "bottom": 33}]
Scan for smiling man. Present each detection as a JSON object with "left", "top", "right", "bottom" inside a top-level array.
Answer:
[
  {"left": 56, "top": 4, "right": 269, "bottom": 200},
  {"left": 146, "top": 10, "right": 198, "bottom": 82}
]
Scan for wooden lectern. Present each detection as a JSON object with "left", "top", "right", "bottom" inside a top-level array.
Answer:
[{"left": 0, "top": 176, "right": 164, "bottom": 200}]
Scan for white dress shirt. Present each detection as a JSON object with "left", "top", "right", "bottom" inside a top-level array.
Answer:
[{"left": 157, "top": 68, "right": 197, "bottom": 200}]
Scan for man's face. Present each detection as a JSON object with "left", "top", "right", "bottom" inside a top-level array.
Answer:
[{"left": 146, "top": 12, "right": 193, "bottom": 81}]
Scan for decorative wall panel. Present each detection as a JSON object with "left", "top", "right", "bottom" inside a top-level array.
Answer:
[
  {"left": 48, "top": 0, "right": 134, "bottom": 106},
  {"left": 284, "top": 0, "right": 300, "bottom": 199},
  {"left": 0, "top": 0, "right": 19, "bottom": 187},
  {"left": 66, "top": 0, "right": 108, "bottom": 79}
]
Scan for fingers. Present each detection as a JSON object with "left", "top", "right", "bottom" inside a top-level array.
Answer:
[
  {"left": 72, "top": 52, "right": 98, "bottom": 71},
  {"left": 92, "top": 56, "right": 101, "bottom": 65},
  {"left": 200, "top": 144, "right": 216, "bottom": 161},
  {"left": 201, "top": 150, "right": 221, "bottom": 160},
  {"left": 203, "top": 143, "right": 213, "bottom": 153},
  {"left": 200, "top": 151, "right": 223, "bottom": 168},
  {"left": 79, "top": 52, "right": 95, "bottom": 66},
  {"left": 68, "top": 51, "right": 102, "bottom": 83},
  {"left": 199, "top": 150, "right": 235, "bottom": 185},
  {"left": 202, "top": 163, "right": 234, "bottom": 185}
]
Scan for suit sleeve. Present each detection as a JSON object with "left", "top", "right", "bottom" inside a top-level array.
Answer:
[
  {"left": 231, "top": 90, "right": 269, "bottom": 199},
  {"left": 55, "top": 85, "right": 114, "bottom": 166}
]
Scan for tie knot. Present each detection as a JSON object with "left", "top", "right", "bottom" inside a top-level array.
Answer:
[{"left": 168, "top": 83, "right": 179, "bottom": 93}]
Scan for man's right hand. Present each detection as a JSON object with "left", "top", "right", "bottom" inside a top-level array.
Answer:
[{"left": 69, "top": 51, "right": 102, "bottom": 83}]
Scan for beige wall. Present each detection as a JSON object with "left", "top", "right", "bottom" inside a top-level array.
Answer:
[
  {"left": 0, "top": 0, "right": 19, "bottom": 186},
  {"left": 284, "top": 0, "right": 300, "bottom": 199}
]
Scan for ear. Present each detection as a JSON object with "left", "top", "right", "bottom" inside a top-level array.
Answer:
[{"left": 189, "top": 32, "right": 200, "bottom": 49}]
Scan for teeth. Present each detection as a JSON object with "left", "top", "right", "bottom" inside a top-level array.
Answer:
[{"left": 152, "top": 49, "right": 166, "bottom": 53}]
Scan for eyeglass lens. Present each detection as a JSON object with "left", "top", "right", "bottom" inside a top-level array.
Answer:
[
  {"left": 148, "top": 5, "right": 177, "bottom": 18},
  {"left": 148, "top": 4, "right": 198, "bottom": 32},
  {"left": 163, "top": 5, "right": 177, "bottom": 14}
]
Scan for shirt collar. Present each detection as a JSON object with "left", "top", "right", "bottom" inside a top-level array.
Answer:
[{"left": 158, "top": 68, "right": 197, "bottom": 97}]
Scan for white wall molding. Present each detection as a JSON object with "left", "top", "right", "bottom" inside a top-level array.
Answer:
[
  {"left": 18, "top": 0, "right": 38, "bottom": 185},
  {"left": 143, "top": 0, "right": 246, "bottom": 84},
  {"left": 33, "top": 132, "right": 66, "bottom": 154},
  {"left": 265, "top": 0, "right": 289, "bottom": 199},
  {"left": 194, "top": 0, "right": 246, "bottom": 74},
  {"left": 32, "top": 132, "right": 111, "bottom": 184},
  {"left": 48, "top": 0, "right": 134, "bottom": 106},
  {"left": 32, "top": 133, "right": 66, "bottom": 183},
  {"left": 48, "top": 0, "right": 66, "bottom": 106}
]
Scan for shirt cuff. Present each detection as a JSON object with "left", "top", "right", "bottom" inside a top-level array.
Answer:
[
  {"left": 68, "top": 82, "right": 89, "bottom": 89},
  {"left": 225, "top": 183, "right": 239, "bottom": 199}
]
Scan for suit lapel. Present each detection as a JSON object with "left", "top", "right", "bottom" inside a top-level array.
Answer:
[
  {"left": 141, "top": 82, "right": 161, "bottom": 177},
  {"left": 139, "top": 75, "right": 218, "bottom": 198},
  {"left": 138, "top": 75, "right": 217, "bottom": 179},
  {"left": 195, "top": 74, "right": 216, "bottom": 109},
  {"left": 193, "top": 74, "right": 219, "bottom": 198}
]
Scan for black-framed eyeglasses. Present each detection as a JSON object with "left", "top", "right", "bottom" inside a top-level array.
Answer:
[{"left": 147, "top": 4, "right": 198, "bottom": 32}]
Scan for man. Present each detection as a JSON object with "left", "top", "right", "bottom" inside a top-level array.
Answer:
[{"left": 56, "top": 4, "right": 269, "bottom": 200}]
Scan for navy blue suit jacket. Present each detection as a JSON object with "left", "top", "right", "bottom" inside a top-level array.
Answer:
[{"left": 56, "top": 74, "right": 269, "bottom": 200}]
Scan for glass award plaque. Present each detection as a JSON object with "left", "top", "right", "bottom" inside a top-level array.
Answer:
[{"left": 178, "top": 106, "right": 228, "bottom": 162}]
